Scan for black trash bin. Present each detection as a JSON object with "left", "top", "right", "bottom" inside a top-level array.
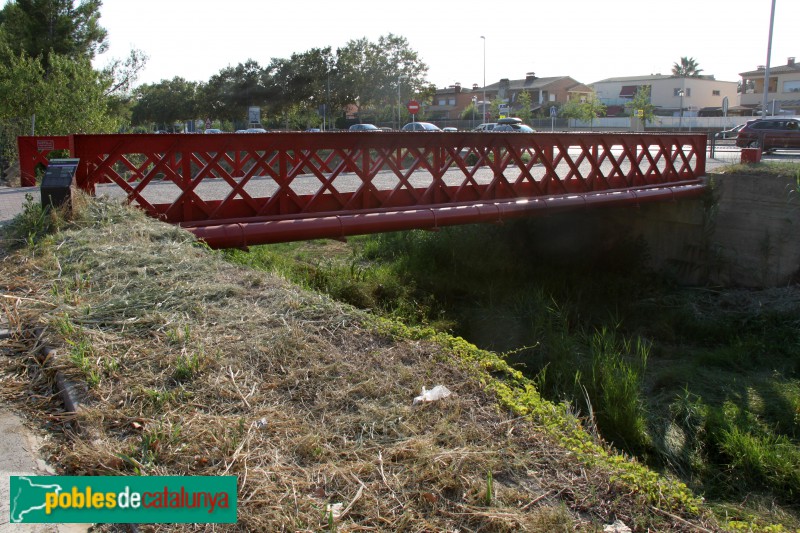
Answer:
[{"left": 40, "top": 158, "right": 80, "bottom": 210}]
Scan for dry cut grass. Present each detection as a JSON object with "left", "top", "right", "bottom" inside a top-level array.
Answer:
[{"left": 0, "top": 198, "right": 720, "bottom": 531}]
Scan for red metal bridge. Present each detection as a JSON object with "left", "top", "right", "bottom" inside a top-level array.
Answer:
[{"left": 18, "top": 132, "right": 707, "bottom": 248}]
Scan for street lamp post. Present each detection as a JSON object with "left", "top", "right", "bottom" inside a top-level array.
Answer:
[
  {"left": 471, "top": 96, "right": 477, "bottom": 128},
  {"left": 397, "top": 75, "right": 406, "bottom": 130},
  {"left": 481, "top": 36, "right": 486, "bottom": 122},
  {"left": 678, "top": 89, "right": 684, "bottom": 130},
  {"left": 761, "top": 0, "right": 777, "bottom": 118}
]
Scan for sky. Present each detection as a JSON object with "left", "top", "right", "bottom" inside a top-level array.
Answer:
[{"left": 93, "top": 0, "right": 798, "bottom": 90}]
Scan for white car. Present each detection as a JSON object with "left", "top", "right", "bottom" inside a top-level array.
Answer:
[
  {"left": 473, "top": 123, "right": 497, "bottom": 132},
  {"left": 401, "top": 122, "right": 441, "bottom": 132},
  {"left": 493, "top": 124, "right": 535, "bottom": 132}
]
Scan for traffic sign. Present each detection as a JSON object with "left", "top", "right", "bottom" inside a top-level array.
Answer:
[
  {"left": 407, "top": 100, "right": 420, "bottom": 115},
  {"left": 549, "top": 106, "right": 558, "bottom": 118}
]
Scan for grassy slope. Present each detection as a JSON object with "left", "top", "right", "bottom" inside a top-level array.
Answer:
[
  {"left": 216, "top": 164, "right": 800, "bottom": 532},
  {"left": 0, "top": 198, "right": 718, "bottom": 531}
]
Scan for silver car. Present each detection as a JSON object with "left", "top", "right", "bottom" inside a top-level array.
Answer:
[
  {"left": 401, "top": 122, "right": 441, "bottom": 132},
  {"left": 349, "top": 124, "right": 381, "bottom": 132}
]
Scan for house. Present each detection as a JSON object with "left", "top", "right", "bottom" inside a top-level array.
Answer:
[
  {"left": 591, "top": 74, "right": 739, "bottom": 117},
  {"left": 484, "top": 73, "right": 592, "bottom": 116},
  {"left": 428, "top": 73, "right": 593, "bottom": 121},
  {"left": 739, "top": 57, "right": 800, "bottom": 115},
  {"left": 427, "top": 83, "right": 483, "bottom": 121}
]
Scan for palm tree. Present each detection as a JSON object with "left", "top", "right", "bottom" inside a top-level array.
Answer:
[{"left": 672, "top": 57, "right": 704, "bottom": 78}]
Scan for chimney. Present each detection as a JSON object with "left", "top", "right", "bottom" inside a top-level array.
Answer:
[
  {"left": 472, "top": 83, "right": 479, "bottom": 90},
  {"left": 525, "top": 72, "right": 536, "bottom": 82},
  {"left": 789, "top": 57, "right": 796, "bottom": 66},
  {"left": 757, "top": 65, "right": 766, "bottom": 70},
  {"left": 454, "top": 82, "right": 461, "bottom": 93}
]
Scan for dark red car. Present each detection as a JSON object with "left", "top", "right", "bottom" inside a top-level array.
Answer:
[{"left": 735, "top": 118, "right": 800, "bottom": 152}]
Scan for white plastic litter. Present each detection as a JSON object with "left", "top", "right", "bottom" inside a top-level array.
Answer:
[
  {"left": 413, "top": 385, "right": 452, "bottom": 405},
  {"left": 326, "top": 502, "right": 343, "bottom": 519},
  {"left": 603, "top": 519, "right": 632, "bottom": 533}
]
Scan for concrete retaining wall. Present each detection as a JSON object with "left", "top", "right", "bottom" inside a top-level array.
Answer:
[{"left": 608, "top": 173, "right": 800, "bottom": 287}]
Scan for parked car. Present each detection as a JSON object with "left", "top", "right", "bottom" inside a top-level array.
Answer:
[
  {"left": 401, "top": 122, "right": 441, "bottom": 132},
  {"left": 236, "top": 128, "right": 267, "bottom": 133},
  {"left": 349, "top": 123, "right": 381, "bottom": 132},
  {"left": 493, "top": 124, "right": 535, "bottom": 132},
  {"left": 473, "top": 123, "right": 497, "bottom": 132},
  {"left": 735, "top": 118, "right": 800, "bottom": 152},
  {"left": 204, "top": 128, "right": 223, "bottom": 134},
  {"left": 442, "top": 127, "right": 458, "bottom": 132},
  {"left": 496, "top": 117, "right": 523, "bottom": 125},
  {"left": 715, "top": 124, "right": 745, "bottom": 139}
]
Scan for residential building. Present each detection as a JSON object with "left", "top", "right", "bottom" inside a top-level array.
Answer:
[
  {"left": 485, "top": 73, "right": 592, "bottom": 116},
  {"left": 739, "top": 57, "right": 800, "bottom": 115},
  {"left": 427, "top": 82, "right": 483, "bottom": 121},
  {"left": 591, "top": 75, "right": 739, "bottom": 117},
  {"left": 428, "top": 73, "right": 593, "bottom": 122}
]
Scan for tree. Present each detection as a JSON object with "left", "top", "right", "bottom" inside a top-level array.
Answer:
[
  {"left": 333, "top": 37, "right": 384, "bottom": 120},
  {"left": 0, "top": 0, "right": 108, "bottom": 69},
  {"left": 624, "top": 86, "right": 657, "bottom": 125},
  {"left": 267, "top": 47, "right": 333, "bottom": 128},
  {"left": 198, "top": 60, "right": 271, "bottom": 126},
  {"left": 516, "top": 90, "right": 533, "bottom": 122},
  {"left": 101, "top": 48, "right": 148, "bottom": 97},
  {"left": 672, "top": 56, "right": 703, "bottom": 78},
  {"left": 489, "top": 97, "right": 505, "bottom": 121},
  {"left": 132, "top": 77, "right": 198, "bottom": 131},
  {"left": 460, "top": 101, "right": 477, "bottom": 121},
  {"left": 0, "top": 50, "right": 117, "bottom": 134},
  {"left": 333, "top": 34, "right": 428, "bottom": 122},
  {"left": 559, "top": 94, "right": 606, "bottom": 128}
]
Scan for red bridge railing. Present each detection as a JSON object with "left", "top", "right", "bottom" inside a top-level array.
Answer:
[
  {"left": 19, "top": 132, "right": 706, "bottom": 247},
  {"left": 18, "top": 135, "right": 73, "bottom": 186}
]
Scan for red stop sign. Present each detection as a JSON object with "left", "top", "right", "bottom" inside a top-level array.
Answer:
[{"left": 407, "top": 100, "right": 420, "bottom": 114}]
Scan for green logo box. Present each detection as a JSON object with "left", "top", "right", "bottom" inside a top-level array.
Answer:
[{"left": 9, "top": 476, "right": 237, "bottom": 524}]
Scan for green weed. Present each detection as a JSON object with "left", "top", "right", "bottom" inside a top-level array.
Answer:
[
  {"left": 585, "top": 328, "right": 650, "bottom": 453},
  {"left": 5, "top": 193, "right": 69, "bottom": 248},
  {"left": 142, "top": 388, "right": 177, "bottom": 410},
  {"left": 172, "top": 350, "right": 202, "bottom": 382}
]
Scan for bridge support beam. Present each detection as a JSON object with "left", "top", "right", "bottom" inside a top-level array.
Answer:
[{"left": 186, "top": 182, "right": 705, "bottom": 249}]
